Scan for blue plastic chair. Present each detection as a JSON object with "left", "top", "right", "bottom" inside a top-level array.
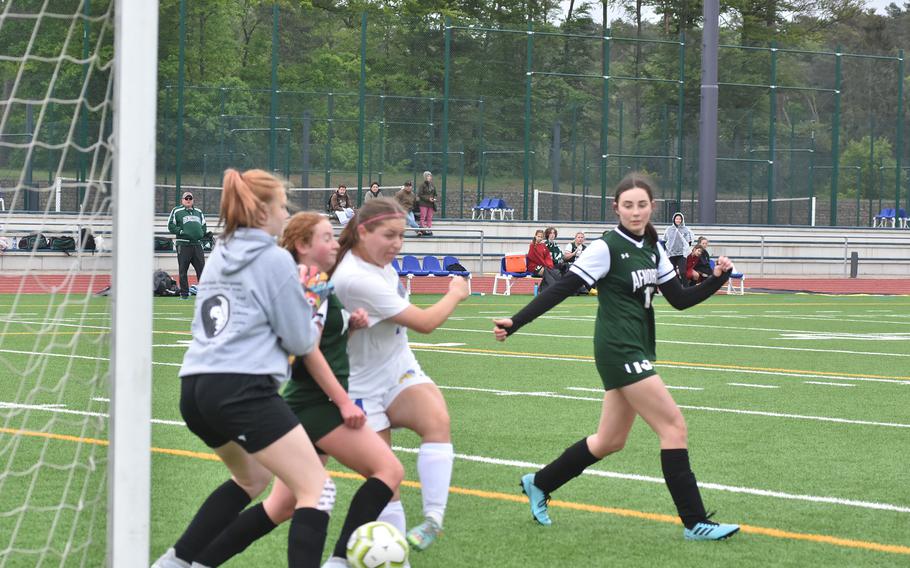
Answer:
[
  {"left": 392, "top": 257, "right": 403, "bottom": 275},
  {"left": 472, "top": 198, "right": 492, "bottom": 220},
  {"left": 874, "top": 208, "right": 896, "bottom": 227},
  {"left": 402, "top": 255, "right": 429, "bottom": 276},
  {"left": 422, "top": 256, "right": 450, "bottom": 277},
  {"left": 442, "top": 255, "right": 470, "bottom": 276}
]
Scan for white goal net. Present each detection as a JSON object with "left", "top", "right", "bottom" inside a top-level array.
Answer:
[{"left": 0, "top": 1, "right": 156, "bottom": 566}]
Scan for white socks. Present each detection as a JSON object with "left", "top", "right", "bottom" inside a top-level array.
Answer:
[
  {"left": 416, "top": 442, "right": 454, "bottom": 527},
  {"left": 377, "top": 499, "right": 406, "bottom": 535}
]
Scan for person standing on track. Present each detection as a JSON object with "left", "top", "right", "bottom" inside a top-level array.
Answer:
[{"left": 168, "top": 191, "right": 207, "bottom": 299}]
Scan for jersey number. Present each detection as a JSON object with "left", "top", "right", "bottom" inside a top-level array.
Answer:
[
  {"left": 624, "top": 359, "right": 654, "bottom": 375},
  {"left": 642, "top": 287, "right": 654, "bottom": 309}
]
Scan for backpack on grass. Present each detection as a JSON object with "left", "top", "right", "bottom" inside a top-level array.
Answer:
[{"left": 153, "top": 270, "right": 179, "bottom": 296}]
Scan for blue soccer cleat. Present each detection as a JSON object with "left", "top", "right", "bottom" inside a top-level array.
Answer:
[
  {"left": 684, "top": 521, "right": 740, "bottom": 541},
  {"left": 520, "top": 473, "right": 552, "bottom": 526}
]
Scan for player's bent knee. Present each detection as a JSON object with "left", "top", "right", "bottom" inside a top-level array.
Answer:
[
  {"left": 589, "top": 436, "right": 626, "bottom": 458},
  {"left": 233, "top": 472, "right": 272, "bottom": 498}
]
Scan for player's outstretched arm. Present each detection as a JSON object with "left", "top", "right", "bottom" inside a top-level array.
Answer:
[
  {"left": 493, "top": 272, "right": 588, "bottom": 340},
  {"left": 658, "top": 255, "right": 733, "bottom": 310},
  {"left": 391, "top": 276, "right": 469, "bottom": 334}
]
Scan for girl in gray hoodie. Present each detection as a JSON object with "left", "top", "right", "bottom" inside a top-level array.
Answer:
[
  {"left": 662, "top": 212, "right": 694, "bottom": 282},
  {"left": 154, "top": 169, "right": 329, "bottom": 568}
]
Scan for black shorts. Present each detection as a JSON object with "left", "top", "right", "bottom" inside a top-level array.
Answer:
[{"left": 180, "top": 373, "right": 300, "bottom": 453}]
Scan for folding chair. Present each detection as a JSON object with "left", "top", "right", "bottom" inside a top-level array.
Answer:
[
  {"left": 496, "top": 198, "right": 514, "bottom": 220},
  {"left": 873, "top": 208, "right": 895, "bottom": 228},
  {"left": 710, "top": 260, "right": 745, "bottom": 295},
  {"left": 492, "top": 255, "right": 534, "bottom": 296},
  {"left": 472, "top": 198, "right": 492, "bottom": 220}
]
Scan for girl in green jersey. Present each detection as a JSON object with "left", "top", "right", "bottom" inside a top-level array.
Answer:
[{"left": 494, "top": 173, "right": 740, "bottom": 541}]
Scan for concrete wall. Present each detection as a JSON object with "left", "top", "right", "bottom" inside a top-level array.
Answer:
[{"left": 1, "top": 213, "right": 908, "bottom": 277}]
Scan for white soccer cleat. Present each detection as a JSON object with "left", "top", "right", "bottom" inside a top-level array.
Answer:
[{"left": 151, "top": 548, "right": 191, "bottom": 568}]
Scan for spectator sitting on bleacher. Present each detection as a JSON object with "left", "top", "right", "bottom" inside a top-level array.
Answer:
[
  {"left": 527, "top": 229, "right": 561, "bottom": 291},
  {"left": 394, "top": 181, "right": 421, "bottom": 230},
  {"left": 693, "top": 236, "right": 712, "bottom": 280},
  {"left": 364, "top": 181, "right": 383, "bottom": 202},
  {"left": 563, "top": 232, "right": 586, "bottom": 265},
  {"left": 330, "top": 184, "right": 355, "bottom": 225},
  {"left": 685, "top": 244, "right": 706, "bottom": 286},
  {"left": 544, "top": 227, "right": 567, "bottom": 273}
]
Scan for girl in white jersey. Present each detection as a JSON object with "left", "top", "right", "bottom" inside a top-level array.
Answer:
[{"left": 330, "top": 198, "right": 469, "bottom": 553}]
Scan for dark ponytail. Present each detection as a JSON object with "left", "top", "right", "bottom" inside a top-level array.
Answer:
[
  {"left": 330, "top": 198, "right": 406, "bottom": 276},
  {"left": 613, "top": 172, "right": 659, "bottom": 246}
]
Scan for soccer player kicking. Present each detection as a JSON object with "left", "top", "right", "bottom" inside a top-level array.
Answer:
[
  {"left": 331, "top": 198, "right": 469, "bottom": 553},
  {"left": 494, "top": 172, "right": 740, "bottom": 541},
  {"left": 191, "top": 212, "right": 405, "bottom": 568}
]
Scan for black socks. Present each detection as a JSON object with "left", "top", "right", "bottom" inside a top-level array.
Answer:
[
  {"left": 661, "top": 448, "right": 708, "bottom": 529},
  {"left": 194, "top": 502, "right": 277, "bottom": 567},
  {"left": 331, "top": 477, "right": 394, "bottom": 559},
  {"left": 534, "top": 438, "right": 600, "bottom": 494},
  {"left": 288, "top": 507, "right": 330, "bottom": 568},
  {"left": 173, "top": 479, "right": 252, "bottom": 562}
]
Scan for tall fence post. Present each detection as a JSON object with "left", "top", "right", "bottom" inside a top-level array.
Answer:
[
  {"left": 523, "top": 21, "right": 534, "bottom": 219},
  {"left": 896, "top": 49, "right": 905, "bottom": 211},
  {"left": 697, "top": 0, "right": 719, "bottom": 224},
  {"left": 269, "top": 3, "right": 279, "bottom": 174},
  {"left": 441, "top": 16, "right": 452, "bottom": 217},
  {"left": 600, "top": 27, "right": 611, "bottom": 221},
  {"left": 175, "top": 0, "right": 186, "bottom": 202},
  {"left": 356, "top": 12, "right": 367, "bottom": 204},
  {"left": 830, "top": 46, "right": 843, "bottom": 225},
  {"left": 767, "top": 41, "right": 778, "bottom": 224},
  {"left": 675, "top": 31, "right": 685, "bottom": 212}
]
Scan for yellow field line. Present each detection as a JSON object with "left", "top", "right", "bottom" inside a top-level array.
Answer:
[
  {"left": 409, "top": 345, "right": 910, "bottom": 381},
  {"left": 3, "top": 425, "right": 908, "bottom": 556}
]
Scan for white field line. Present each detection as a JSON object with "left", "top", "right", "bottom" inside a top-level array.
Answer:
[
  {"left": 659, "top": 312, "right": 910, "bottom": 327},
  {"left": 0, "top": 348, "right": 181, "bottom": 367},
  {"left": 387, "top": 447, "right": 910, "bottom": 515},
  {"left": 0, "top": 402, "right": 183, "bottom": 426},
  {"left": 567, "top": 386, "right": 704, "bottom": 393},
  {"left": 654, "top": 320, "right": 910, "bottom": 339},
  {"left": 437, "top": 326, "right": 910, "bottom": 359},
  {"left": 422, "top": 342, "right": 910, "bottom": 385},
  {"left": 728, "top": 382, "right": 780, "bottom": 389},
  {"left": 435, "top": 384, "right": 910, "bottom": 429},
  {"left": 4, "top": 400, "right": 908, "bottom": 515},
  {"left": 804, "top": 381, "right": 855, "bottom": 387},
  {"left": 91, "top": 397, "right": 110, "bottom": 402}
]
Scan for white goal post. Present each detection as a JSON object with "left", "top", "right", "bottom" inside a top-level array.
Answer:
[{"left": 108, "top": 1, "right": 158, "bottom": 566}]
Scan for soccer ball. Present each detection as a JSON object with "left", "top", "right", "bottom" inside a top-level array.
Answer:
[{"left": 346, "top": 521, "right": 409, "bottom": 568}]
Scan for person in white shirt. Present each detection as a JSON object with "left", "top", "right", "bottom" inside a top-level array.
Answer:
[
  {"left": 330, "top": 197, "right": 469, "bottom": 553},
  {"left": 563, "top": 232, "right": 587, "bottom": 265}
]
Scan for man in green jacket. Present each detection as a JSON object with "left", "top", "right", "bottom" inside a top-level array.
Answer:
[{"left": 167, "top": 191, "right": 207, "bottom": 299}]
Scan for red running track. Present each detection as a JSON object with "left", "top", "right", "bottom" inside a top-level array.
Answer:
[{"left": 0, "top": 274, "right": 906, "bottom": 296}]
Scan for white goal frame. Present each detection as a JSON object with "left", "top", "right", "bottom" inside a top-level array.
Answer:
[{"left": 108, "top": 1, "right": 158, "bottom": 566}]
